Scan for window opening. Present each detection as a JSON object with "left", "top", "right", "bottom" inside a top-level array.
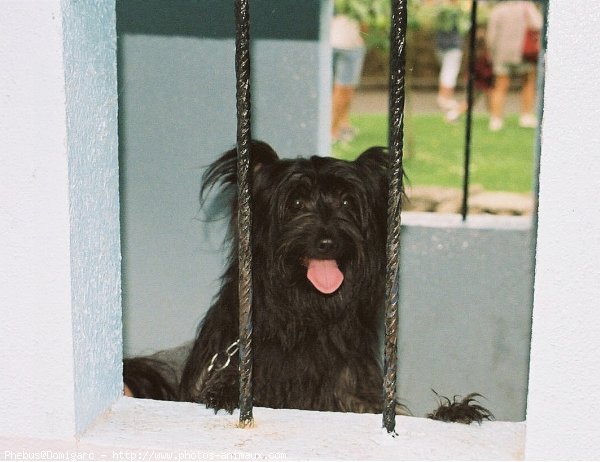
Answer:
[{"left": 119, "top": 0, "right": 544, "bottom": 428}]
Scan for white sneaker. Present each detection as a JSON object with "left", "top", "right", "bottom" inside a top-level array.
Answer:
[
  {"left": 489, "top": 117, "right": 504, "bottom": 131},
  {"left": 519, "top": 113, "right": 538, "bottom": 128},
  {"left": 437, "top": 95, "right": 458, "bottom": 111},
  {"left": 339, "top": 127, "right": 357, "bottom": 142},
  {"left": 445, "top": 108, "right": 461, "bottom": 123}
]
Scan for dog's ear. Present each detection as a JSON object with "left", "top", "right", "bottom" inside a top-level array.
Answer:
[
  {"left": 250, "top": 140, "right": 279, "bottom": 171},
  {"left": 355, "top": 146, "right": 408, "bottom": 190},
  {"left": 356, "top": 146, "right": 388, "bottom": 167},
  {"left": 355, "top": 146, "right": 388, "bottom": 173},
  {"left": 201, "top": 140, "right": 279, "bottom": 201},
  {"left": 354, "top": 146, "right": 408, "bottom": 212}
]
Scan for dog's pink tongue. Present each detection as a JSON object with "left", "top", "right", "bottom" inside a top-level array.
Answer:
[{"left": 306, "top": 259, "right": 344, "bottom": 294}]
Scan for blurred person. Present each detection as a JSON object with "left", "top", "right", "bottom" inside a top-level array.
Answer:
[
  {"left": 331, "top": 13, "right": 366, "bottom": 143},
  {"left": 434, "top": 0, "right": 471, "bottom": 111},
  {"left": 445, "top": 29, "right": 494, "bottom": 122},
  {"left": 486, "top": 0, "right": 543, "bottom": 131}
]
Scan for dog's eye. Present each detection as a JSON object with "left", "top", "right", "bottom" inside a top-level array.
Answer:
[
  {"left": 341, "top": 197, "right": 353, "bottom": 208},
  {"left": 290, "top": 198, "right": 304, "bottom": 211}
]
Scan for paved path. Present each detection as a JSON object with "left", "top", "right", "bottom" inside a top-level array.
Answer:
[{"left": 352, "top": 88, "right": 522, "bottom": 115}]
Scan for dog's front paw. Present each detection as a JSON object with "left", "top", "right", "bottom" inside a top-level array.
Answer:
[
  {"left": 202, "top": 388, "right": 238, "bottom": 414},
  {"left": 200, "top": 378, "right": 239, "bottom": 414},
  {"left": 427, "top": 392, "right": 494, "bottom": 424}
]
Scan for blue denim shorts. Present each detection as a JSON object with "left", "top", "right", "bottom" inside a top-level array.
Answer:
[{"left": 333, "top": 46, "right": 366, "bottom": 86}]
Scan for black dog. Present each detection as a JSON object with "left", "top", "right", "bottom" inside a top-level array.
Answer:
[{"left": 124, "top": 141, "right": 491, "bottom": 423}]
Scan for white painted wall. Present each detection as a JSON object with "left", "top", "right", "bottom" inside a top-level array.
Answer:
[
  {"left": 0, "top": 0, "right": 121, "bottom": 438},
  {"left": 525, "top": 0, "right": 600, "bottom": 459},
  {"left": 0, "top": 0, "right": 76, "bottom": 439}
]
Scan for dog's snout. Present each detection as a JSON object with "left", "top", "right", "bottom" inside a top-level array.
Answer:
[{"left": 317, "top": 237, "right": 336, "bottom": 254}]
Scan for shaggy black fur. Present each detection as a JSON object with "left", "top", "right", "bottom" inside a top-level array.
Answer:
[
  {"left": 123, "top": 357, "right": 177, "bottom": 401},
  {"left": 124, "top": 141, "right": 492, "bottom": 423},
  {"left": 178, "top": 140, "right": 388, "bottom": 413},
  {"left": 427, "top": 392, "right": 494, "bottom": 424}
]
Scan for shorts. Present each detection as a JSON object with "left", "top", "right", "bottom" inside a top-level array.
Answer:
[
  {"left": 493, "top": 62, "right": 534, "bottom": 77},
  {"left": 436, "top": 48, "right": 463, "bottom": 88},
  {"left": 333, "top": 46, "right": 366, "bottom": 87}
]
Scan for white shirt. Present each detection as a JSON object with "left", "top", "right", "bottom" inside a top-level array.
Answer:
[{"left": 330, "top": 15, "right": 364, "bottom": 50}]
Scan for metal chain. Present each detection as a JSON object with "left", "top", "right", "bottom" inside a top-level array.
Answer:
[{"left": 207, "top": 339, "right": 240, "bottom": 373}]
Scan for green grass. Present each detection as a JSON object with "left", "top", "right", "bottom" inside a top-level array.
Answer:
[{"left": 333, "top": 113, "right": 536, "bottom": 193}]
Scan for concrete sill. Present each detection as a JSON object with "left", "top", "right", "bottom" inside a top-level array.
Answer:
[
  {"left": 402, "top": 211, "right": 532, "bottom": 231},
  {"left": 3, "top": 398, "right": 525, "bottom": 460}
]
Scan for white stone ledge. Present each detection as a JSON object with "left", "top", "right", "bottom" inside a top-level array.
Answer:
[
  {"left": 402, "top": 211, "right": 532, "bottom": 231},
  {"left": 1, "top": 398, "right": 525, "bottom": 460}
]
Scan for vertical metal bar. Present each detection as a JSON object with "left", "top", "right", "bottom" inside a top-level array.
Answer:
[
  {"left": 384, "top": 0, "right": 408, "bottom": 434},
  {"left": 461, "top": 0, "right": 478, "bottom": 221},
  {"left": 234, "top": 0, "right": 254, "bottom": 427}
]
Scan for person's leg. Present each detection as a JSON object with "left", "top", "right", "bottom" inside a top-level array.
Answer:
[
  {"left": 489, "top": 70, "right": 510, "bottom": 130},
  {"left": 437, "top": 48, "right": 463, "bottom": 110},
  {"left": 438, "top": 84, "right": 455, "bottom": 101},
  {"left": 519, "top": 65, "right": 538, "bottom": 127},
  {"left": 337, "top": 92, "right": 354, "bottom": 132},
  {"left": 331, "top": 47, "right": 365, "bottom": 141},
  {"left": 331, "top": 84, "right": 355, "bottom": 139}
]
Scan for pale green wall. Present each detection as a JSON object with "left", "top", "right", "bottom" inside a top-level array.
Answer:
[
  {"left": 118, "top": 0, "right": 333, "bottom": 356},
  {"left": 397, "top": 213, "right": 534, "bottom": 422}
]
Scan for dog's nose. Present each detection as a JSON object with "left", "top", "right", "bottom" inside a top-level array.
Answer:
[{"left": 317, "top": 238, "right": 336, "bottom": 254}]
